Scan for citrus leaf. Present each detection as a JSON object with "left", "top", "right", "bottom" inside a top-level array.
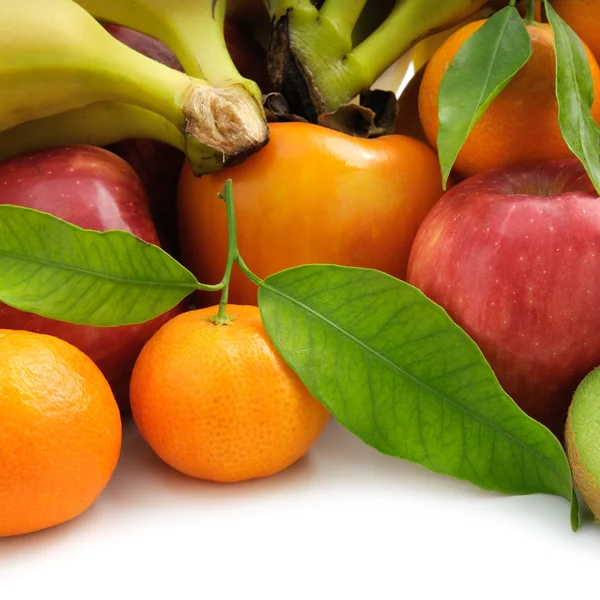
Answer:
[
  {"left": 545, "top": 1, "right": 600, "bottom": 195},
  {"left": 0, "top": 205, "right": 198, "bottom": 326},
  {"left": 258, "top": 265, "right": 575, "bottom": 517},
  {"left": 437, "top": 6, "right": 531, "bottom": 186}
]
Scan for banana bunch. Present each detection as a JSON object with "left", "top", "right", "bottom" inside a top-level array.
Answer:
[
  {"left": 0, "top": 0, "right": 502, "bottom": 170},
  {"left": 0, "top": 0, "right": 269, "bottom": 175}
]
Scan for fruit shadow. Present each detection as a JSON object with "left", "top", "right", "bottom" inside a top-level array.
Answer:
[
  {"left": 103, "top": 416, "right": 499, "bottom": 512},
  {"left": 99, "top": 416, "right": 326, "bottom": 509},
  {"left": 0, "top": 500, "right": 105, "bottom": 566}
]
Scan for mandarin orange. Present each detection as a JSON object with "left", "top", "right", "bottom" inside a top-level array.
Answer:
[
  {"left": 129, "top": 305, "right": 330, "bottom": 483},
  {"left": 418, "top": 21, "right": 600, "bottom": 178},
  {"left": 0, "top": 330, "right": 121, "bottom": 536}
]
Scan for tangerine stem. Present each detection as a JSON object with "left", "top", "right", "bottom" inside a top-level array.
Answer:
[
  {"left": 524, "top": 0, "right": 535, "bottom": 23},
  {"left": 207, "top": 179, "right": 263, "bottom": 325},
  {"left": 209, "top": 179, "right": 238, "bottom": 325}
]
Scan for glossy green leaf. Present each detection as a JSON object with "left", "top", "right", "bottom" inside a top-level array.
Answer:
[
  {"left": 437, "top": 6, "right": 531, "bottom": 186},
  {"left": 545, "top": 1, "right": 600, "bottom": 195},
  {"left": 0, "top": 205, "right": 198, "bottom": 326},
  {"left": 258, "top": 265, "right": 575, "bottom": 509}
]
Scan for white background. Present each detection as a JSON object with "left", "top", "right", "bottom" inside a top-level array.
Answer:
[{"left": 1, "top": 417, "right": 597, "bottom": 600}]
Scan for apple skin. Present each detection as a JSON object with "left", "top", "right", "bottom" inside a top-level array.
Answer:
[
  {"left": 0, "top": 145, "right": 181, "bottom": 412},
  {"left": 406, "top": 158, "right": 600, "bottom": 439}
]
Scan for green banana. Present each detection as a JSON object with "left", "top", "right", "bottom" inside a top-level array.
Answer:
[
  {"left": 265, "top": 0, "right": 489, "bottom": 120},
  {"left": 75, "top": 0, "right": 263, "bottom": 104},
  {"left": 0, "top": 0, "right": 269, "bottom": 173}
]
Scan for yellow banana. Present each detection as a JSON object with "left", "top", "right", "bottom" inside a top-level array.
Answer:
[
  {"left": 75, "top": 0, "right": 263, "bottom": 105},
  {"left": 0, "top": 103, "right": 232, "bottom": 173},
  {"left": 0, "top": 0, "right": 268, "bottom": 173}
]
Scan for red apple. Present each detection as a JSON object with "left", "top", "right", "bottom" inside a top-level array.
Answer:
[
  {"left": 406, "top": 158, "right": 600, "bottom": 439},
  {"left": 0, "top": 145, "right": 181, "bottom": 411}
]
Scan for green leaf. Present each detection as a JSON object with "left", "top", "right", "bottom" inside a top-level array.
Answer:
[
  {"left": 258, "top": 265, "right": 574, "bottom": 507},
  {"left": 571, "top": 488, "right": 580, "bottom": 532},
  {"left": 545, "top": 1, "right": 600, "bottom": 195},
  {"left": 437, "top": 6, "right": 531, "bottom": 186},
  {"left": 0, "top": 205, "right": 198, "bottom": 326}
]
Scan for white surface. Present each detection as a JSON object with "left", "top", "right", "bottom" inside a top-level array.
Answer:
[{"left": 1, "top": 417, "right": 598, "bottom": 599}]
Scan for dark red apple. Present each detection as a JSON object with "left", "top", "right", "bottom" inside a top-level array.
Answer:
[
  {"left": 0, "top": 145, "right": 181, "bottom": 411},
  {"left": 406, "top": 158, "right": 600, "bottom": 439}
]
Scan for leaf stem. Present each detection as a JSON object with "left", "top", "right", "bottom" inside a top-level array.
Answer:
[
  {"left": 237, "top": 255, "right": 264, "bottom": 287},
  {"left": 524, "top": 0, "right": 535, "bottom": 24},
  {"left": 195, "top": 281, "right": 225, "bottom": 292}
]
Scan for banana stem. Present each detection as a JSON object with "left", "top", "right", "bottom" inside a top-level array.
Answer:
[
  {"left": 99, "top": 42, "right": 269, "bottom": 174},
  {"left": 268, "top": 0, "right": 489, "bottom": 118},
  {"left": 76, "top": 0, "right": 266, "bottom": 122},
  {"left": 151, "top": 2, "right": 264, "bottom": 105},
  {"left": 267, "top": 0, "right": 315, "bottom": 18},
  {"left": 318, "top": 0, "right": 370, "bottom": 42},
  {"left": 100, "top": 47, "right": 191, "bottom": 127}
]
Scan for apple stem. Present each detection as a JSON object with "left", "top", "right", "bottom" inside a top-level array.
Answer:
[{"left": 203, "top": 179, "right": 262, "bottom": 326}]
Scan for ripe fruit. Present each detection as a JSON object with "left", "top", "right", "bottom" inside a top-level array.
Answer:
[
  {"left": 178, "top": 121, "right": 445, "bottom": 305},
  {"left": 0, "top": 145, "right": 180, "bottom": 411},
  {"left": 129, "top": 305, "right": 330, "bottom": 483},
  {"left": 0, "top": 330, "right": 121, "bottom": 537},
  {"left": 418, "top": 21, "right": 600, "bottom": 178},
  {"left": 407, "top": 158, "right": 600, "bottom": 439},
  {"left": 565, "top": 366, "right": 600, "bottom": 521},
  {"left": 552, "top": 0, "right": 600, "bottom": 63}
]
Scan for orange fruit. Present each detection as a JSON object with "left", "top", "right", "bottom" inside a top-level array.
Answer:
[
  {"left": 129, "top": 305, "right": 330, "bottom": 483},
  {"left": 177, "top": 121, "right": 444, "bottom": 306},
  {"left": 0, "top": 330, "right": 122, "bottom": 537},
  {"left": 552, "top": 0, "right": 600, "bottom": 63},
  {"left": 488, "top": 1, "right": 542, "bottom": 21},
  {"left": 418, "top": 21, "right": 600, "bottom": 178}
]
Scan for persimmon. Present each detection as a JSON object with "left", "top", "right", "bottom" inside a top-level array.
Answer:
[{"left": 177, "top": 122, "right": 444, "bottom": 305}]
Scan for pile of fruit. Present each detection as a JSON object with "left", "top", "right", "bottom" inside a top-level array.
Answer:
[{"left": 2, "top": 0, "right": 600, "bottom": 537}]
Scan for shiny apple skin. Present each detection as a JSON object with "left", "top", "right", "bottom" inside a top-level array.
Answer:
[
  {"left": 407, "top": 159, "right": 600, "bottom": 439},
  {"left": 0, "top": 145, "right": 180, "bottom": 411}
]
